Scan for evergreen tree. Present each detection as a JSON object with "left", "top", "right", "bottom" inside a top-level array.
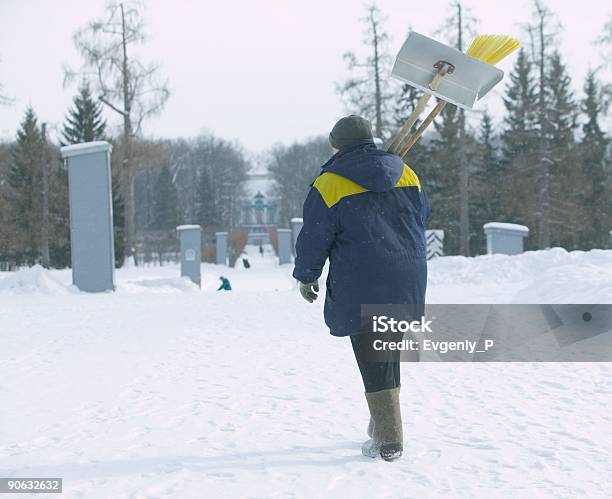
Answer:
[
  {"left": 428, "top": 103, "right": 461, "bottom": 253},
  {"left": 471, "top": 112, "right": 502, "bottom": 254},
  {"left": 501, "top": 50, "right": 539, "bottom": 245},
  {"left": 545, "top": 51, "right": 580, "bottom": 248},
  {"left": 545, "top": 52, "right": 578, "bottom": 157},
  {"left": 0, "top": 189, "right": 18, "bottom": 265},
  {"left": 150, "top": 165, "right": 178, "bottom": 230},
  {"left": 61, "top": 82, "right": 107, "bottom": 145},
  {"left": 502, "top": 51, "right": 538, "bottom": 169},
  {"left": 0, "top": 143, "right": 19, "bottom": 265},
  {"left": 579, "top": 71, "right": 610, "bottom": 249},
  {"left": 8, "top": 107, "right": 44, "bottom": 264}
]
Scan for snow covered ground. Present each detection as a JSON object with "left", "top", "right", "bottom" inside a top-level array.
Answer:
[{"left": 1, "top": 246, "right": 612, "bottom": 498}]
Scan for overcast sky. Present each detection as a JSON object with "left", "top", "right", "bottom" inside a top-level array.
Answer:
[{"left": 0, "top": 0, "right": 609, "bottom": 153}]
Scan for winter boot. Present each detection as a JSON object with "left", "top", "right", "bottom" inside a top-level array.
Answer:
[
  {"left": 362, "top": 387, "right": 403, "bottom": 461},
  {"left": 367, "top": 417, "right": 374, "bottom": 438}
]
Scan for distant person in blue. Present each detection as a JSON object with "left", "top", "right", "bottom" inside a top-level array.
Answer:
[
  {"left": 217, "top": 276, "right": 232, "bottom": 291},
  {"left": 293, "top": 115, "right": 429, "bottom": 461}
]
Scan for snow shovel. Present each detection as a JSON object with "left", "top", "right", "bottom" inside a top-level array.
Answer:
[{"left": 386, "top": 31, "right": 520, "bottom": 160}]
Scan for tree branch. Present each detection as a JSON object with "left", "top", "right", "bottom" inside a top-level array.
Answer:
[{"left": 99, "top": 95, "right": 127, "bottom": 117}]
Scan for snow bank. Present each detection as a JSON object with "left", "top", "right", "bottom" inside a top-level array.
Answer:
[
  {"left": 119, "top": 276, "right": 201, "bottom": 293},
  {"left": 427, "top": 248, "right": 612, "bottom": 304},
  {"left": 2, "top": 248, "right": 611, "bottom": 303},
  {"left": 0, "top": 265, "right": 76, "bottom": 295}
]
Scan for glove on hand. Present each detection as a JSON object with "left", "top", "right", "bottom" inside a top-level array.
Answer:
[{"left": 299, "top": 281, "right": 319, "bottom": 303}]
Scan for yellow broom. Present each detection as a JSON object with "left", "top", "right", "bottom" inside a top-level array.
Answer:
[
  {"left": 391, "top": 34, "right": 521, "bottom": 159},
  {"left": 467, "top": 35, "right": 521, "bottom": 65}
]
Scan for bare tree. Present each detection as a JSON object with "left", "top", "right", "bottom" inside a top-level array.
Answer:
[
  {"left": 437, "top": 1, "right": 478, "bottom": 256},
  {"left": 525, "top": 0, "right": 560, "bottom": 249},
  {"left": 65, "top": 1, "right": 170, "bottom": 263},
  {"left": 595, "top": 15, "right": 612, "bottom": 113},
  {"left": 435, "top": 0, "right": 478, "bottom": 51},
  {"left": 268, "top": 137, "right": 333, "bottom": 226},
  {"left": 336, "top": 3, "right": 393, "bottom": 138}
]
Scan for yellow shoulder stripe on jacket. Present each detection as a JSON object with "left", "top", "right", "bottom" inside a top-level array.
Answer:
[
  {"left": 313, "top": 165, "right": 421, "bottom": 208},
  {"left": 396, "top": 164, "right": 422, "bottom": 191},
  {"left": 313, "top": 172, "right": 367, "bottom": 208}
]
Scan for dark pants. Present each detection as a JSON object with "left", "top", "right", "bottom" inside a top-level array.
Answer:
[{"left": 350, "top": 333, "right": 401, "bottom": 393}]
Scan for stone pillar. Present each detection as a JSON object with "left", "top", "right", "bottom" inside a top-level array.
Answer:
[
  {"left": 484, "top": 223, "right": 529, "bottom": 255},
  {"left": 290, "top": 217, "right": 303, "bottom": 254},
  {"left": 277, "top": 229, "right": 292, "bottom": 265},
  {"left": 215, "top": 232, "right": 228, "bottom": 265},
  {"left": 60, "top": 141, "right": 115, "bottom": 292},
  {"left": 177, "top": 225, "right": 201, "bottom": 287}
]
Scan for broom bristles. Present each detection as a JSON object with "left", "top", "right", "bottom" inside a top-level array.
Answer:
[{"left": 467, "top": 34, "right": 521, "bottom": 65}]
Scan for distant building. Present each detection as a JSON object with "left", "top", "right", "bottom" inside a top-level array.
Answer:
[{"left": 238, "top": 172, "right": 280, "bottom": 244}]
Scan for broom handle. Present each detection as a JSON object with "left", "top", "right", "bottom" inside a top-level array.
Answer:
[
  {"left": 386, "top": 66, "right": 450, "bottom": 154},
  {"left": 399, "top": 100, "right": 448, "bottom": 159},
  {"left": 386, "top": 88, "right": 435, "bottom": 154}
]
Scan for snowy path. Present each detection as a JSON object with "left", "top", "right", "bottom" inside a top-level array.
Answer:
[{"left": 1, "top": 248, "right": 612, "bottom": 498}]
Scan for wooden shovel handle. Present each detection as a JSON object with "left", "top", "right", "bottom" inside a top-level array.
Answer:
[
  {"left": 386, "top": 92, "right": 434, "bottom": 154},
  {"left": 399, "top": 100, "right": 448, "bottom": 159},
  {"left": 386, "top": 64, "right": 451, "bottom": 154}
]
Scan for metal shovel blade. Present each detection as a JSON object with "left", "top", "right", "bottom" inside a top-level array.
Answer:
[{"left": 391, "top": 32, "right": 504, "bottom": 110}]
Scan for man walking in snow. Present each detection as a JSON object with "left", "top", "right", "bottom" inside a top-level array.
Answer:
[{"left": 293, "top": 115, "right": 429, "bottom": 461}]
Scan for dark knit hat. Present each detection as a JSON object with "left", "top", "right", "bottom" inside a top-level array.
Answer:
[{"left": 329, "top": 115, "right": 374, "bottom": 150}]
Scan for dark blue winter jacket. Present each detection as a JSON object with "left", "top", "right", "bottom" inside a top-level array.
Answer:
[
  {"left": 217, "top": 277, "right": 232, "bottom": 291},
  {"left": 292, "top": 141, "right": 429, "bottom": 337}
]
